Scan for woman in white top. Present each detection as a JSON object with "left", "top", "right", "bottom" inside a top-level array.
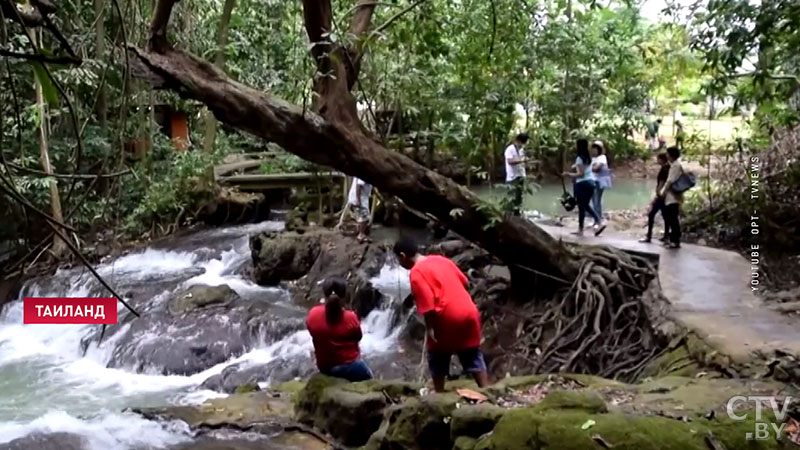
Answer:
[{"left": 590, "top": 141, "right": 611, "bottom": 223}]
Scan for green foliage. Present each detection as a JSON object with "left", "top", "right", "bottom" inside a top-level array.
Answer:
[{"left": 123, "top": 139, "right": 220, "bottom": 234}]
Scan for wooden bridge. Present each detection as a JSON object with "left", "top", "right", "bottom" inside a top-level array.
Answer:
[{"left": 213, "top": 155, "right": 345, "bottom": 192}]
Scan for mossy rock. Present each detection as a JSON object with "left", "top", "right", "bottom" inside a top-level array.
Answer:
[
  {"left": 133, "top": 391, "right": 293, "bottom": 429},
  {"left": 450, "top": 404, "right": 506, "bottom": 440},
  {"left": 380, "top": 393, "right": 461, "bottom": 450},
  {"left": 537, "top": 390, "right": 607, "bottom": 414},
  {"left": 317, "top": 387, "right": 388, "bottom": 446},
  {"left": 452, "top": 436, "right": 477, "bottom": 450},
  {"left": 295, "top": 374, "right": 347, "bottom": 424},
  {"left": 273, "top": 380, "right": 306, "bottom": 396},
  {"left": 478, "top": 406, "right": 793, "bottom": 450},
  {"left": 168, "top": 284, "right": 238, "bottom": 315},
  {"left": 234, "top": 382, "right": 260, "bottom": 394}
]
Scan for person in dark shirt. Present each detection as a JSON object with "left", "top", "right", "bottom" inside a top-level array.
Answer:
[
  {"left": 640, "top": 153, "right": 671, "bottom": 243},
  {"left": 306, "top": 277, "right": 373, "bottom": 381}
]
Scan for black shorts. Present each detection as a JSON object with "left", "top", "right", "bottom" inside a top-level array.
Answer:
[{"left": 427, "top": 348, "right": 487, "bottom": 378}]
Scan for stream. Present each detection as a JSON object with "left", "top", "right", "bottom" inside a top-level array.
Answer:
[
  {"left": 0, "top": 220, "right": 410, "bottom": 449},
  {"left": 473, "top": 178, "right": 655, "bottom": 217}
]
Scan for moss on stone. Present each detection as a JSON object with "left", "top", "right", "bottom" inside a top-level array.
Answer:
[
  {"left": 536, "top": 390, "right": 607, "bottom": 414},
  {"left": 234, "top": 382, "right": 260, "bottom": 394},
  {"left": 479, "top": 406, "right": 794, "bottom": 450},
  {"left": 450, "top": 404, "right": 506, "bottom": 440},
  {"left": 382, "top": 393, "right": 461, "bottom": 450},
  {"left": 452, "top": 436, "right": 477, "bottom": 450},
  {"left": 294, "top": 374, "right": 346, "bottom": 424}
]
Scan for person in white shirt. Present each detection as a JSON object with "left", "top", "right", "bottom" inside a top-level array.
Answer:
[
  {"left": 504, "top": 133, "right": 529, "bottom": 216},
  {"left": 590, "top": 141, "right": 611, "bottom": 224},
  {"left": 347, "top": 177, "right": 372, "bottom": 242}
]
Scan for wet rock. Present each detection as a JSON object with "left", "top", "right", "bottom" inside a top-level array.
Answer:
[
  {"left": 0, "top": 433, "right": 88, "bottom": 450},
  {"left": 169, "top": 284, "right": 238, "bottom": 315},
  {"left": 133, "top": 390, "right": 295, "bottom": 429},
  {"left": 251, "top": 229, "right": 389, "bottom": 314},
  {"left": 250, "top": 232, "right": 322, "bottom": 285},
  {"left": 105, "top": 284, "right": 304, "bottom": 376},
  {"left": 198, "top": 187, "right": 269, "bottom": 226},
  {"left": 201, "top": 357, "right": 316, "bottom": 393}
]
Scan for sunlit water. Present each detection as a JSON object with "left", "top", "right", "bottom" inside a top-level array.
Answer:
[
  {"left": 473, "top": 178, "right": 655, "bottom": 217},
  {"left": 0, "top": 221, "right": 410, "bottom": 448}
]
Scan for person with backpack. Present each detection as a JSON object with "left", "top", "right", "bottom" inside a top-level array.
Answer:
[
  {"left": 504, "top": 133, "right": 529, "bottom": 216},
  {"left": 306, "top": 277, "right": 374, "bottom": 381},
  {"left": 639, "top": 152, "right": 670, "bottom": 243},
  {"left": 659, "top": 146, "right": 687, "bottom": 249}
]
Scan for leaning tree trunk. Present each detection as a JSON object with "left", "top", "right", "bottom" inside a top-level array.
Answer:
[
  {"left": 130, "top": 0, "right": 664, "bottom": 380},
  {"left": 132, "top": 0, "right": 579, "bottom": 281}
]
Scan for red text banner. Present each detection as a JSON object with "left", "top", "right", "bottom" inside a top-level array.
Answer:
[{"left": 23, "top": 298, "right": 118, "bottom": 324}]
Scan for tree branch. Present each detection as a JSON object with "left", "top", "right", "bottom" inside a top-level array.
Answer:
[
  {"left": 149, "top": 0, "right": 180, "bottom": 51},
  {"left": 8, "top": 163, "right": 131, "bottom": 179},
  {"left": 0, "top": 48, "right": 81, "bottom": 65}
]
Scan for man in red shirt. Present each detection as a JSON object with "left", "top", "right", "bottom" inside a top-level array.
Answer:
[
  {"left": 394, "top": 238, "right": 489, "bottom": 392},
  {"left": 306, "top": 277, "right": 373, "bottom": 381}
]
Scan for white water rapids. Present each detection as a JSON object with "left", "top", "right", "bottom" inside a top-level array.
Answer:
[{"left": 0, "top": 221, "right": 410, "bottom": 449}]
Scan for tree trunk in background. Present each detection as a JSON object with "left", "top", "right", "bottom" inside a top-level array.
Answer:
[
  {"left": 94, "top": 0, "right": 107, "bottom": 131},
  {"left": 34, "top": 33, "right": 66, "bottom": 257},
  {"left": 202, "top": 0, "right": 236, "bottom": 153}
]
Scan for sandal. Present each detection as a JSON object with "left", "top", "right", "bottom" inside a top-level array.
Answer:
[{"left": 593, "top": 225, "right": 607, "bottom": 236}]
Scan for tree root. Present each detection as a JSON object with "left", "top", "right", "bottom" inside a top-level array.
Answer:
[{"left": 517, "top": 246, "right": 662, "bottom": 382}]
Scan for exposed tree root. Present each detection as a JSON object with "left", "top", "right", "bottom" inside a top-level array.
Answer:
[{"left": 515, "top": 245, "right": 663, "bottom": 382}]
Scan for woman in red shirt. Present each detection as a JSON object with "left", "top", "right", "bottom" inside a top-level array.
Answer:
[
  {"left": 394, "top": 238, "right": 489, "bottom": 392},
  {"left": 306, "top": 277, "right": 373, "bottom": 381}
]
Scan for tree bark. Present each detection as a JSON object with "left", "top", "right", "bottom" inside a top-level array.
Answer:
[
  {"left": 34, "top": 31, "right": 66, "bottom": 257},
  {"left": 94, "top": 0, "right": 107, "bottom": 131},
  {"left": 132, "top": 0, "right": 580, "bottom": 280},
  {"left": 202, "top": 0, "right": 236, "bottom": 153}
]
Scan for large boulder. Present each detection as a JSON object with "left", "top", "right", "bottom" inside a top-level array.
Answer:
[
  {"left": 295, "top": 375, "right": 422, "bottom": 447},
  {"left": 250, "top": 231, "right": 322, "bottom": 285},
  {"left": 105, "top": 284, "right": 304, "bottom": 375},
  {"left": 250, "top": 230, "right": 389, "bottom": 313}
]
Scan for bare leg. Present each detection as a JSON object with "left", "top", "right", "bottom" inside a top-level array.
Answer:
[
  {"left": 472, "top": 371, "right": 490, "bottom": 388},
  {"left": 432, "top": 376, "right": 446, "bottom": 393}
]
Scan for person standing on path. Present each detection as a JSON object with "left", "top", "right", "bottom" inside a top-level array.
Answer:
[
  {"left": 563, "top": 139, "right": 605, "bottom": 236},
  {"left": 659, "top": 146, "right": 684, "bottom": 249},
  {"left": 306, "top": 277, "right": 374, "bottom": 381},
  {"left": 639, "top": 152, "right": 671, "bottom": 243},
  {"left": 647, "top": 118, "right": 662, "bottom": 152},
  {"left": 347, "top": 177, "right": 373, "bottom": 243},
  {"left": 590, "top": 140, "right": 611, "bottom": 223},
  {"left": 393, "top": 237, "right": 490, "bottom": 393},
  {"left": 504, "top": 133, "right": 529, "bottom": 216}
]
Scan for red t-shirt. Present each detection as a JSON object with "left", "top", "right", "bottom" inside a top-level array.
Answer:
[
  {"left": 409, "top": 255, "right": 481, "bottom": 352},
  {"left": 306, "top": 305, "right": 362, "bottom": 370}
]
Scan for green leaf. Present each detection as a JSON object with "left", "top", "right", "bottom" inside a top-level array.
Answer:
[{"left": 32, "top": 63, "right": 59, "bottom": 107}]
